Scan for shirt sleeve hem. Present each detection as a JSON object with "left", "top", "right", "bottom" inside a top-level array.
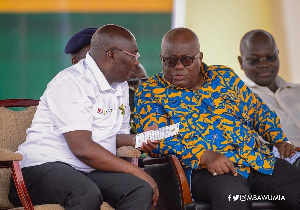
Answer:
[{"left": 58, "top": 125, "right": 92, "bottom": 134}]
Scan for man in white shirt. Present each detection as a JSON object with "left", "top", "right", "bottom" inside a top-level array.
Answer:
[
  {"left": 9, "top": 24, "right": 158, "bottom": 210},
  {"left": 238, "top": 29, "right": 300, "bottom": 162}
]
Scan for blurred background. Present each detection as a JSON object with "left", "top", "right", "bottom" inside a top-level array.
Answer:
[{"left": 1, "top": 0, "right": 299, "bottom": 100}]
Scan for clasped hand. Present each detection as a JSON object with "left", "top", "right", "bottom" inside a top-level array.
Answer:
[
  {"left": 200, "top": 150, "right": 238, "bottom": 177},
  {"left": 139, "top": 124, "right": 160, "bottom": 153},
  {"left": 275, "top": 141, "right": 300, "bottom": 159}
]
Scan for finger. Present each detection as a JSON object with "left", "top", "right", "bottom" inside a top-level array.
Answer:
[
  {"left": 153, "top": 140, "right": 160, "bottom": 145},
  {"left": 215, "top": 166, "right": 225, "bottom": 175},
  {"left": 277, "top": 146, "right": 285, "bottom": 159},
  {"left": 284, "top": 144, "right": 291, "bottom": 158},
  {"left": 146, "top": 124, "right": 159, "bottom": 132},
  {"left": 226, "top": 161, "right": 238, "bottom": 176},
  {"left": 152, "top": 188, "right": 159, "bottom": 206},
  {"left": 139, "top": 146, "right": 147, "bottom": 153},
  {"left": 290, "top": 144, "right": 296, "bottom": 157},
  {"left": 220, "top": 164, "right": 230, "bottom": 174},
  {"left": 207, "top": 168, "right": 216, "bottom": 176},
  {"left": 141, "top": 143, "right": 153, "bottom": 152},
  {"left": 295, "top": 147, "right": 300, "bottom": 152},
  {"left": 146, "top": 140, "right": 158, "bottom": 149}
]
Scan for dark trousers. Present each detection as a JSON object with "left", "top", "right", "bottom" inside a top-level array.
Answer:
[
  {"left": 8, "top": 162, "right": 153, "bottom": 210},
  {"left": 191, "top": 158, "right": 300, "bottom": 210}
]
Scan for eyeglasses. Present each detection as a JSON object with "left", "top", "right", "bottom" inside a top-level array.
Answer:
[
  {"left": 160, "top": 51, "right": 200, "bottom": 68},
  {"left": 241, "top": 52, "right": 278, "bottom": 66},
  {"left": 108, "top": 48, "right": 140, "bottom": 61}
]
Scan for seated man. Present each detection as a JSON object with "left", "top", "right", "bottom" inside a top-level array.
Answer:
[
  {"left": 238, "top": 29, "right": 300, "bottom": 163},
  {"left": 135, "top": 27, "right": 300, "bottom": 209},
  {"left": 65, "top": 27, "right": 147, "bottom": 136},
  {"left": 9, "top": 24, "right": 158, "bottom": 209}
]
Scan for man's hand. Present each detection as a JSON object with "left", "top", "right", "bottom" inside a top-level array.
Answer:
[
  {"left": 275, "top": 141, "right": 296, "bottom": 158},
  {"left": 200, "top": 150, "right": 238, "bottom": 176},
  {"left": 140, "top": 124, "right": 160, "bottom": 153},
  {"left": 138, "top": 172, "right": 159, "bottom": 206}
]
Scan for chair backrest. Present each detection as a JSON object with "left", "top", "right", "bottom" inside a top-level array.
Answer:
[
  {"left": 0, "top": 99, "right": 39, "bottom": 209},
  {"left": 143, "top": 155, "right": 192, "bottom": 210}
]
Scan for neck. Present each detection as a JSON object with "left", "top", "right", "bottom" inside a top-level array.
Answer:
[
  {"left": 268, "top": 82, "right": 278, "bottom": 93},
  {"left": 266, "top": 79, "right": 278, "bottom": 93},
  {"left": 190, "top": 73, "right": 205, "bottom": 90}
]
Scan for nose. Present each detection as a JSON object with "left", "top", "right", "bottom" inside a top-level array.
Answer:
[
  {"left": 258, "top": 58, "right": 269, "bottom": 67},
  {"left": 174, "top": 59, "right": 184, "bottom": 69},
  {"left": 134, "top": 60, "right": 139, "bottom": 66}
]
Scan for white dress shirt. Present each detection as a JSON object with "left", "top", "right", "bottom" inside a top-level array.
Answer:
[
  {"left": 18, "top": 53, "right": 131, "bottom": 172},
  {"left": 242, "top": 74, "right": 300, "bottom": 147}
]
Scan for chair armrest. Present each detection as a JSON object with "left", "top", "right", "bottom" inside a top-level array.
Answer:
[
  {"left": 0, "top": 149, "right": 23, "bottom": 161},
  {"left": 116, "top": 146, "right": 141, "bottom": 158},
  {"left": 116, "top": 146, "right": 141, "bottom": 166},
  {"left": 11, "top": 161, "right": 34, "bottom": 210},
  {"left": 143, "top": 155, "right": 193, "bottom": 210}
]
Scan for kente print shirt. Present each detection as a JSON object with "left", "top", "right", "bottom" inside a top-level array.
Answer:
[{"left": 134, "top": 62, "right": 288, "bottom": 178}]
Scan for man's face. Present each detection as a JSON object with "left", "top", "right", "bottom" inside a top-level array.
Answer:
[
  {"left": 112, "top": 40, "right": 140, "bottom": 83},
  {"left": 239, "top": 37, "right": 279, "bottom": 87},
  {"left": 161, "top": 41, "right": 203, "bottom": 89}
]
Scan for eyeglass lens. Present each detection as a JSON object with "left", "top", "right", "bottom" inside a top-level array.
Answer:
[
  {"left": 247, "top": 54, "right": 278, "bottom": 66},
  {"left": 164, "top": 56, "right": 195, "bottom": 67}
]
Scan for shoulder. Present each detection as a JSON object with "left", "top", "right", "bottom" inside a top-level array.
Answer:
[
  {"left": 207, "top": 64, "right": 236, "bottom": 75},
  {"left": 46, "top": 61, "right": 91, "bottom": 92}
]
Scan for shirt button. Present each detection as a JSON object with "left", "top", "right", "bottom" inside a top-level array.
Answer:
[{"left": 213, "top": 134, "right": 218, "bottom": 140}]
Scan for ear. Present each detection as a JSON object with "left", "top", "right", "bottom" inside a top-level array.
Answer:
[
  {"left": 72, "top": 58, "right": 79, "bottom": 65},
  {"left": 199, "top": 52, "right": 203, "bottom": 61},
  {"left": 106, "top": 50, "right": 115, "bottom": 62},
  {"left": 237, "top": 56, "right": 244, "bottom": 71}
]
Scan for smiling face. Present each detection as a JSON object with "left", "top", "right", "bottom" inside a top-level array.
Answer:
[
  {"left": 238, "top": 31, "right": 279, "bottom": 88},
  {"left": 161, "top": 28, "right": 203, "bottom": 90}
]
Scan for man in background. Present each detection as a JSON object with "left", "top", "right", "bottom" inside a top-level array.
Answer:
[
  {"left": 65, "top": 27, "right": 97, "bottom": 65},
  {"left": 238, "top": 30, "right": 300, "bottom": 164},
  {"left": 128, "top": 63, "right": 149, "bottom": 134}
]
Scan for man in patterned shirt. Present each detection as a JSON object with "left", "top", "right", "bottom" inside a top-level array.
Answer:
[{"left": 135, "top": 27, "right": 300, "bottom": 209}]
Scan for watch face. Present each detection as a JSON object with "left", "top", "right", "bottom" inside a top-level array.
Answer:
[{"left": 135, "top": 122, "right": 180, "bottom": 148}]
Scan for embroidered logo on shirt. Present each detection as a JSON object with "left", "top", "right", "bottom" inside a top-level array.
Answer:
[
  {"left": 119, "top": 104, "right": 126, "bottom": 118},
  {"left": 97, "top": 107, "right": 113, "bottom": 115}
]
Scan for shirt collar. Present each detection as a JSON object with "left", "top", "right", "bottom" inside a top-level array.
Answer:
[
  {"left": 85, "top": 53, "right": 128, "bottom": 95},
  {"left": 241, "top": 74, "right": 257, "bottom": 88},
  {"left": 242, "top": 74, "right": 299, "bottom": 88},
  {"left": 85, "top": 53, "right": 113, "bottom": 92}
]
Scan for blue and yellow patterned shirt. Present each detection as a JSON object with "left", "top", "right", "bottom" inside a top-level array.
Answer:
[{"left": 134, "top": 63, "right": 288, "bottom": 178}]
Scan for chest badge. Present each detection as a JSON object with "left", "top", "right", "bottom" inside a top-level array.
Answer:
[{"left": 119, "top": 104, "right": 126, "bottom": 118}]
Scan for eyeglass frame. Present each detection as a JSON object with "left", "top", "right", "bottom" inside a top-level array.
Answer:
[
  {"left": 240, "top": 51, "right": 279, "bottom": 66},
  {"left": 107, "top": 48, "right": 140, "bottom": 61},
  {"left": 160, "top": 51, "right": 201, "bottom": 68}
]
